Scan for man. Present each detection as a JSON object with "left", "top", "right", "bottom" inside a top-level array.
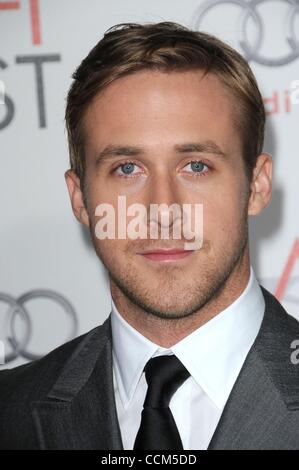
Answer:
[{"left": 0, "top": 21, "right": 298, "bottom": 450}]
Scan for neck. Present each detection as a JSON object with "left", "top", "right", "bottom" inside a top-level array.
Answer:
[{"left": 110, "top": 252, "right": 251, "bottom": 348}]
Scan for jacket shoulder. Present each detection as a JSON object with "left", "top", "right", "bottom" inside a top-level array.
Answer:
[
  {"left": 0, "top": 322, "right": 106, "bottom": 404},
  {"left": 259, "top": 284, "right": 299, "bottom": 334}
]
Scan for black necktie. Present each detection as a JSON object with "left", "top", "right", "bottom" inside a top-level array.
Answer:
[{"left": 133, "top": 354, "right": 191, "bottom": 450}]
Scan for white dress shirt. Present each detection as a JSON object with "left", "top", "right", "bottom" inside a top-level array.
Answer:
[{"left": 111, "top": 265, "right": 265, "bottom": 450}]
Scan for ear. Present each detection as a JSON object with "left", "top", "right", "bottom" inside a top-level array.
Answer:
[
  {"left": 64, "top": 169, "right": 89, "bottom": 226},
  {"left": 248, "top": 153, "right": 273, "bottom": 216}
]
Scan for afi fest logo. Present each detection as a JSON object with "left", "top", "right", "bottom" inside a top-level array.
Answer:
[
  {"left": 275, "top": 238, "right": 299, "bottom": 303},
  {"left": 0, "top": 0, "right": 41, "bottom": 45},
  {"left": 0, "top": 0, "right": 61, "bottom": 130}
]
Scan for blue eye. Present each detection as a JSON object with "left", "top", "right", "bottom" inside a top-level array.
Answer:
[
  {"left": 120, "top": 162, "right": 135, "bottom": 174},
  {"left": 114, "top": 161, "right": 140, "bottom": 177},
  {"left": 184, "top": 161, "right": 209, "bottom": 175},
  {"left": 191, "top": 161, "right": 204, "bottom": 172}
]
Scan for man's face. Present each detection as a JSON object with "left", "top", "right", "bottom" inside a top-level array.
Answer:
[{"left": 74, "top": 70, "right": 253, "bottom": 318}]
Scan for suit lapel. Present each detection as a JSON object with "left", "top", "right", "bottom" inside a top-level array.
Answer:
[
  {"left": 31, "top": 315, "right": 124, "bottom": 450},
  {"left": 208, "top": 286, "right": 299, "bottom": 449}
]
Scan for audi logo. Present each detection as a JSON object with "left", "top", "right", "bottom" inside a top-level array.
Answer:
[
  {"left": 193, "top": 0, "right": 299, "bottom": 66},
  {"left": 0, "top": 289, "right": 78, "bottom": 364}
]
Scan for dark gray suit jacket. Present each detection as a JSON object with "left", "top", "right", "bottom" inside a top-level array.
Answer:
[{"left": 0, "top": 286, "right": 299, "bottom": 450}]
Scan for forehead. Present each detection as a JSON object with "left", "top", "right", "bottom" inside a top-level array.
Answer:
[{"left": 83, "top": 69, "right": 240, "bottom": 155}]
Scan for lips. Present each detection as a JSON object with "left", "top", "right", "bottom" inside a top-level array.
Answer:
[{"left": 138, "top": 248, "right": 194, "bottom": 262}]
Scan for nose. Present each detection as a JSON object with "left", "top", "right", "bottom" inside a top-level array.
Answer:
[{"left": 146, "top": 171, "right": 183, "bottom": 235}]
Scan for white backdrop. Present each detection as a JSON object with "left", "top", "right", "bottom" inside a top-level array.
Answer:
[{"left": 0, "top": 0, "right": 298, "bottom": 369}]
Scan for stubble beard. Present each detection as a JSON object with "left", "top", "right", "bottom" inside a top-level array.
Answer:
[{"left": 89, "top": 208, "right": 250, "bottom": 321}]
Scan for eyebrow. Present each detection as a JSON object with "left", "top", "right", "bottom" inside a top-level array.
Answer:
[{"left": 95, "top": 140, "right": 226, "bottom": 166}]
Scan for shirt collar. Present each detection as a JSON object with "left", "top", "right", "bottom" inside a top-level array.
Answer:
[{"left": 111, "top": 265, "right": 265, "bottom": 410}]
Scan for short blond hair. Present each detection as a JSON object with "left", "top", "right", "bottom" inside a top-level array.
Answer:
[{"left": 65, "top": 21, "right": 265, "bottom": 190}]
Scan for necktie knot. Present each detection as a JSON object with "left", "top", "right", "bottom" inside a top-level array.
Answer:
[{"left": 143, "top": 354, "right": 190, "bottom": 408}]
